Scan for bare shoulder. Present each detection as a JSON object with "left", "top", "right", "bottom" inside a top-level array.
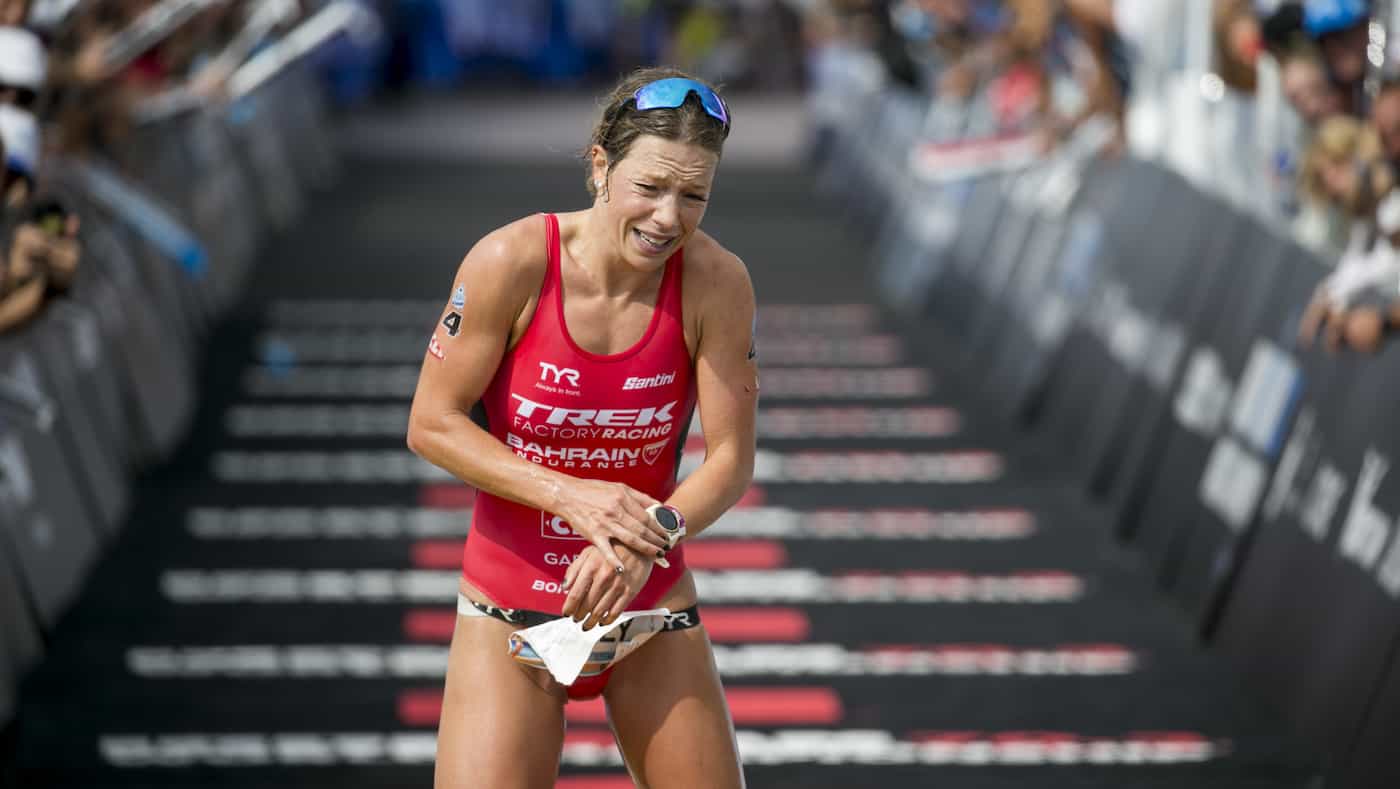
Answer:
[
  {"left": 683, "top": 229, "right": 754, "bottom": 303},
  {"left": 457, "top": 213, "right": 549, "bottom": 289}
]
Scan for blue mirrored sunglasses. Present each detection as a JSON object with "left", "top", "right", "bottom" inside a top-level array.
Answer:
[{"left": 632, "top": 78, "right": 730, "bottom": 129}]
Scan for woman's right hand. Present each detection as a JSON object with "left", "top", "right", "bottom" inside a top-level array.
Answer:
[{"left": 552, "top": 479, "right": 670, "bottom": 572}]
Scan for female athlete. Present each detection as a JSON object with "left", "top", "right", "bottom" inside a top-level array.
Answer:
[{"left": 407, "top": 67, "right": 756, "bottom": 789}]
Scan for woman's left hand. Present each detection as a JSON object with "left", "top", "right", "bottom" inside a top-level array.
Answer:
[{"left": 560, "top": 543, "right": 654, "bottom": 628}]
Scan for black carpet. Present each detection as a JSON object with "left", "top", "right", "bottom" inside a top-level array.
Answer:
[{"left": 11, "top": 156, "right": 1319, "bottom": 787}]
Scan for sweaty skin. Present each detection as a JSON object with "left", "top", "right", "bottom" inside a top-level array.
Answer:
[{"left": 410, "top": 131, "right": 754, "bottom": 789}]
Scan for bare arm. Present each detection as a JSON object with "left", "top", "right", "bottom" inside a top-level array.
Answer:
[{"left": 666, "top": 248, "right": 759, "bottom": 540}]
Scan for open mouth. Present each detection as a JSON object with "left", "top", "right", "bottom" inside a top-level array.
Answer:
[{"left": 633, "top": 228, "right": 674, "bottom": 255}]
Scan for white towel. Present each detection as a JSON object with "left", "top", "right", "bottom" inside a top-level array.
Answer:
[{"left": 508, "top": 608, "right": 671, "bottom": 686}]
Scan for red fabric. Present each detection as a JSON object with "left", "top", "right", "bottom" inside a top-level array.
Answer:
[
  {"left": 565, "top": 668, "right": 615, "bottom": 700},
  {"left": 462, "top": 213, "right": 696, "bottom": 614}
]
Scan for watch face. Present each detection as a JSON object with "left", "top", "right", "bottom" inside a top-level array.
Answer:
[{"left": 654, "top": 506, "right": 680, "bottom": 532}]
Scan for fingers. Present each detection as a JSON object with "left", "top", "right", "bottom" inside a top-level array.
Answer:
[
  {"left": 590, "top": 535, "right": 627, "bottom": 575},
  {"left": 561, "top": 562, "right": 595, "bottom": 618},
  {"left": 607, "top": 519, "right": 666, "bottom": 556},
  {"left": 617, "top": 492, "right": 666, "bottom": 543},
  {"left": 575, "top": 564, "right": 617, "bottom": 626},
  {"left": 590, "top": 583, "right": 627, "bottom": 628},
  {"left": 562, "top": 552, "right": 584, "bottom": 592}
]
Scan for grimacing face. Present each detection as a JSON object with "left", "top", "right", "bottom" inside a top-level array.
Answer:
[{"left": 591, "top": 135, "right": 718, "bottom": 272}]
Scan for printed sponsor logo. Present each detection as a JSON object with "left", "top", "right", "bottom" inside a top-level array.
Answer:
[
  {"left": 98, "top": 730, "right": 1219, "bottom": 767},
  {"left": 426, "top": 334, "right": 445, "bottom": 361},
  {"left": 530, "top": 579, "right": 566, "bottom": 594},
  {"left": 1262, "top": 411, "right": 1400, "bottom": 597},
  {"left": 1198, "top": 437, "right": 1267, "bottom": 532},
  {"left": 1173, "top": 347, "right": 1232, "bottom": 436},
  {"left": 1335, "top": 450, "right": 1400, "bottom": 596},
  {"left": 622, "top": 371, "right": 676, "bottom": 390},
  {"left": 512, "top": 394, "right": 673, "bottom": 427},
  {"left": 541, "top": 512, "right": 583, "bottom": 541},
  {"left": 124, "top": 643, "right": 1135, "bottom": 679},
  {"left": 544, "top": 552, "right": 580, "bottom": 566},
  {"left": 451, "top": 285, "right": 465, "bottom": 309},
  {"left": 641, "top": 438, "right": 669, "bottom": 465},
  {"left": 538, "top": 361, "right": 581, "bottom": 388},
  {"left": 509, "top": 434, "right": 652, "bottom": 470},
  {"left": 159, "top": 569, "right": 1085, "bottom": 604}
]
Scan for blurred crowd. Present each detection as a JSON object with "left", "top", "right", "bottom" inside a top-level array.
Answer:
[
  {"left": 801, "top": 0, "right": 1400, "bottom": 356},
  {"left": 0, "top": 0, "right": 320, "bottom": 336},
  {"left": 379, "top": 0, "right": 804, "bottom": 91}
]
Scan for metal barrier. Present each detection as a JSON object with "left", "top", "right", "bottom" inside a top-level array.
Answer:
[
  {"left": 824, "top": 69, "right": 1400, "bottom": 785},
  {"left": 0, "top": 3, "right": 364, "bottom": 730}
]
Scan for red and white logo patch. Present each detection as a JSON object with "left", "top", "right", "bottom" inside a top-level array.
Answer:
[
  {"left": 642, "top": 438, "right": 669, "bottom": 465},
  {"left": 427, "top": 334, "right": 446, "bottom": 361},
  {"left": 541, "top": 512, "right": 584, "bottom": 541}
]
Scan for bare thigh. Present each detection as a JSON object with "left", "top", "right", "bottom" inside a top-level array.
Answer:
[
  {"left": 434, "top": 614, "right": 567, "bottom": 789},
  {"left": 603, "top": 626, "right": 745, "bottom": 789}
]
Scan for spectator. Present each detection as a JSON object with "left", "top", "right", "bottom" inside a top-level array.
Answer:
[
  {"left": 1302, "top": 0, "right": 1370, "bottom": 116},
  {"left": 1326, "top": 184, "right": 1400, "bottom": 352},
  {"left": 1298, "top": 115, "right": 1400, "bottom": 349},
  {"left": 1260, "top": 0, "right": 1305, "bottom": 55},
  {"left": 0, "top": 133, "right": 46, "bottom": 333},
  {"left": 0, "top": 102, "right": 36, "bottom": 206},
  {"left": 0, "top": 24, "right": 81, "bottom": 298},
  {"left": 1372, "top": 78, "right": 1400, "bottom": 170},
  {"left": 1299, "top": 114, "right": 1389, "bottom": 216},
  {"left": 1214, "top": 0, "right": 1262, "bottom": 94},
  {"left": 1281, "top": 44, "right": 1347, "bottom": 128}
]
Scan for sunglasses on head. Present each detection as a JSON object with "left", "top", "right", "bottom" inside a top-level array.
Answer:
[{"left": 632, "top": 78, "right": 729, "bottom": 130}]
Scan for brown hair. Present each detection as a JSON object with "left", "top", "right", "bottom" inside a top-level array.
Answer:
[
  {"left": 1301, "top": 115, "right": 1393, "bottom": 215},
  {"left": 584, "top": 66, "right": 730, "bottom": 198}
]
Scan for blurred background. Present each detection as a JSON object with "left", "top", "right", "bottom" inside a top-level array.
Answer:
[{"left": 4, "top": 0, "right": 1400, "bottom": 787}]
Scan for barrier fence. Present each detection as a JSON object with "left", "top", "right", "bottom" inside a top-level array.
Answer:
[
  {"left": 820, "top": 70, "right": 1400, "bottom": 788},
  {"left": 0, "top": 5, "right": 355, "bottom": 741}
]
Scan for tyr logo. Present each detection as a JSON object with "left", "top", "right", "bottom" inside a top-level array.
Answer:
[{"left": 539, "top": 361, "right": 581, "bottom": 387}]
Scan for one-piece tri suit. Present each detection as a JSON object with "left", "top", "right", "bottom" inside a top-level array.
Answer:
[{"left": 460, "top": 213, "right": 697, "bottom": 698}]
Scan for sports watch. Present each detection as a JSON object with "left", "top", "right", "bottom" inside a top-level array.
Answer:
[{"left": 646, "top": 504, "right": 686, "bottom": 568}]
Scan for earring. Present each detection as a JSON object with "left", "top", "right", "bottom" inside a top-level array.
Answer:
[{"left": 594, "top": 179, "right": 602, "bottom": 189}]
